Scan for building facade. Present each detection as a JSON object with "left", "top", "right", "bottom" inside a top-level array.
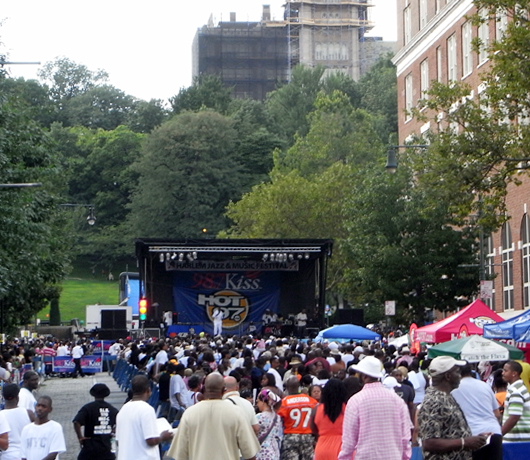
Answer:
[
  {"left": 192, "top": 10, "right": 289, "bottom": 101},
  {"left": 393, "top": 0, "right": 528, "bottom": 318},
  {"left": 193, "top": 2, "right": 395, "bottom": 100}
]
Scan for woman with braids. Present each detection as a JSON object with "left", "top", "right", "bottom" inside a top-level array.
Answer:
[
  {"left": 310, "top": 378, "right": 349, "bottom": 460},
  {"left": 255, "top": 389, "right": 283, "bottom": 460}
]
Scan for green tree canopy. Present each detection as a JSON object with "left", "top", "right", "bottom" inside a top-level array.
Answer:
[
  {"left": 0, "top": 86, "right": 70, "bottom": 329},
  {"left": 169, "top": 75, "right": 233, "bottom": 115},
  {"left": 128, "top": 110, "right": 245, "bottom": 238}
]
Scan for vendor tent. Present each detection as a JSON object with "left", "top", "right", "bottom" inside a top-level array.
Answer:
[
  {"left": 315, "top": 324, "right": 381, "bottom": 343},
  {"left": 427, "top": 335, "right": 524, "bottom": 362},
  {"left": 483, "top": 309, "right": 530, "bottom": 342},
  {"left": 415, "top": 299, "right": 504, "bottom": 343}
]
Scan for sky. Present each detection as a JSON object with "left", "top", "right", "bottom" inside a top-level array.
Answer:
[{"left": 0, "top": 0, "right": 397, "bottom": 102}]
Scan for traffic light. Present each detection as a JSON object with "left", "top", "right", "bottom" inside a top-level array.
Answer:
[{"left": 139, "top": 298, "right": 148, "bottom": 321}]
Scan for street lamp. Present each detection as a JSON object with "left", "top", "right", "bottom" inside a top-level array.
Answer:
[
  {"left": 0, "top": 183, "right": 42, "bottom": 188},
  {"left": 59, "top": 204, "right": 97, "bottom": 225},
  {"left": 385, "top": 145, "right": 430, "bottom": 173}
]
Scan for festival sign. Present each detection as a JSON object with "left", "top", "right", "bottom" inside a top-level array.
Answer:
[
  {"left": 53, "top": 356, "right": 103, "bottom": 373},
  {"left": 173, "top": 271, "right": 280, "bottom": 335}
]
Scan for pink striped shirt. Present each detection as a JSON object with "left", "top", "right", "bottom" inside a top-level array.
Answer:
[{"left": 338, "top": 381, "right": 413, "bottom": 460}]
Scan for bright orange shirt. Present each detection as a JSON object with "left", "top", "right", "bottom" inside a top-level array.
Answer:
[{"left": 278, "top": 394, "right": 318, "bottom": 434}]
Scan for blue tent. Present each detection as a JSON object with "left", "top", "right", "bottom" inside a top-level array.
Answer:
[
  {"left": 483, "top": 309, "right": 530, "bottom": 342},
  {"left": 315, "top": 324, "right": 381, "bottom": 343}
]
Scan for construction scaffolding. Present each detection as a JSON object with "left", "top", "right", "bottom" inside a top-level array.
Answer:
[
  {"left": 285, "top": 0, "right": 375, "bottom": 81},
  {"left": 192, "top": 12, "right": 289, "bottom": 100}
]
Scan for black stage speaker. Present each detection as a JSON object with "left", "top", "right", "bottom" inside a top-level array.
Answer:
[
  {"left": 101, "top": 310, "right": 127, "bottom": 330},
  {"left": 336, "top": 309, "right": 364, "bottom": 326},
  {"left": 96, "top": 329, "right": 128, "bottom": 340}
]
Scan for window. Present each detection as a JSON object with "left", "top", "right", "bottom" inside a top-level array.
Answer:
[
  {"left": 404, "top": 6, "right": 411, "bottom": 45},
  {"left": 478, "top": 8, "right": 490, "bottom": 64},
  {"left": 462, "top": 21, "right": 472, "bottom": 77},
  {"left": 484, "top": 235, "right": 496, "bottom": 311},
  {"left": 420, "top": 59, "right": 429, "bottom": 99},
  {"left": 522, "top": 215, "right": 530, "bottom": 308},
  {"left": 436, "top": 46, "right": 443, "bottom": 82},
  {"left": 447, "top": 34, "right": 457, "bottom": 82},
  {"left": 405, "top": 73, "right": 413, "bottom": 121},
  {"left": 496, "top": 9, "right": 508, "bottom": 40},
  {"left": 501, "top": 222, "right": 514, "bottom": 310},
  {"left": 435, "top": 0, "right": 443, "bottom": 14},
  {"left": 419, "top": 0, "right": 428, "bottom": 29}
]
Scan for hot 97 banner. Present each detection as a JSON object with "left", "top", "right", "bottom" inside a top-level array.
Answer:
[{"left": 173, "top": 271, "right": 280, "bottom": 335}]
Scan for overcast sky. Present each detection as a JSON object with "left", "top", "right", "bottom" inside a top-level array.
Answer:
[{"left": 0, "top": 0, "right": 397, "bottom": 102}]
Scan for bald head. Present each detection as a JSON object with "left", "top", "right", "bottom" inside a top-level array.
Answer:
[
  {"left": 224, "top": 376, "right": 239, "bottom": 392},
  {"left": 285, "top": 376, "right": 300, "bottom": 395},
  {"left": 204, "top": 373, "right": 225, "bottom": 399}
]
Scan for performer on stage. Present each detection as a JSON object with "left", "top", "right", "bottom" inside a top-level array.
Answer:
[{"left": 212, "top": 308, "right": 224, "bottom": 336}]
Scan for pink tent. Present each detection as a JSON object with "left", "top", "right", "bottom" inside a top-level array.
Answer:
[{"left": 415, "top": 299, "right": 505, "bottom": 343}]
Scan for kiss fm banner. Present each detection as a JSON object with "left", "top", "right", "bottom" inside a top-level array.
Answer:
[
  {"left": 173, "top": 271, "right": 280, "bottom": 334},
  {"left": 53, "top": 356, "right": 103, "bottom": 373}
]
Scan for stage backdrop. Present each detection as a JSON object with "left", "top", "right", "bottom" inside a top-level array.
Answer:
[{"left": 173, "top": 271, "right": 280, "bottom": 335}]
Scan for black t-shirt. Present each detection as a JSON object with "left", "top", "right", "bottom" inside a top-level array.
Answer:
[
  {"left": 158, "top": 371, "right": 171, "bottom": 401},
  {"left": 73, "top": 400, "right": 119, "bottom": 460},
  {"left": 394, "top": 383, "right": 414, "bottom": 405}
]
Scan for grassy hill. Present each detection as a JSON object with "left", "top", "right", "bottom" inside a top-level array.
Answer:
[{"left": 37, "top": 260, "right": 133, "bottom": 324}]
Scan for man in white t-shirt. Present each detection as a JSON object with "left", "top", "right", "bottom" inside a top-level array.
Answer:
[
  {"left": 20, "top": 396, "right": 66, "bottom": 460},
  {"left": 18, "top": 371, "right": 39, "bottom": 421},
  {"left": 72, "top": 341, "right": 85, "bottom": 378},
  {"left": 153, "top": 342, "right": 169, "bottom": 376},
  {"left": 2, "top": 383, "right": 31, "bottom": 460},
  {"left": 116, "top": 375, "right": 173, "bottom": 460},
  {"left": 169, "top": 364, "right": 191, "bottom": 421}
]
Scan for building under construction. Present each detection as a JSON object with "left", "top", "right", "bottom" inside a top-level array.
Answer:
[
  {"left": 192, "top": 2, "right": 396, "bottom": 100},
  {"left": 192, "top": 7, "right": 289, "bottom": 101}
]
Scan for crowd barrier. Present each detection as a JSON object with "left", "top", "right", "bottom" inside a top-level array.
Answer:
[
  {"left": 411, "top": 442, "right": 530, "bottom": 460},
  {"left": 112, "top": 359, "right": 160, "bottom": 410}
]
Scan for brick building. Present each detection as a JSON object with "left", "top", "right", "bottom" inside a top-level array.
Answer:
[{"left": 392, "top": 0, "right": 529, "bottom": 318}]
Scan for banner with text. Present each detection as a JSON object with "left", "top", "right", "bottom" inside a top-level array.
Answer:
[
  {"left": 52, "top": 356, "right": 103, "bottom": 373},
  {"left": 173, "top": 271, "right": 280, "bottom": 335}
]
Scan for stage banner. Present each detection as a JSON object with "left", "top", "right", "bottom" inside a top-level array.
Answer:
[
  {"left": 173, "top": 271, "right": 280, "bottom": 335},
  {"left": 53, "top": 356, "right": 103, "bottom": 373}
]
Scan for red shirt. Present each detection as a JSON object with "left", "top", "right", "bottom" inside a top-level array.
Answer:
[{"left": 278, "top": 394, "right": 318, "bottom": 434}]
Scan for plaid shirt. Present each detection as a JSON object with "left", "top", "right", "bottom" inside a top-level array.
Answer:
[{"left": 338, "top": 382, "right": 412, "bottom": 460}]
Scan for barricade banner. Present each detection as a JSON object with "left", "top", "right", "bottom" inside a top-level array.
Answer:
[
  {"left": 91, "top": 340, "right": 113, "bottom": 356},
  {"left": 53, "top": 355, "right": 102, "bottom": 373}
]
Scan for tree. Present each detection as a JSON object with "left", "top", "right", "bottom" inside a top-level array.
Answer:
[
  {"left": 226, "top": 90, "right": 478, "bottom": 324},
  {"left": 49, "top": 296, "right": 61, "bottom": 326},
  {"left": 225, "top": 92, "right": 384, "bottom": 293},
  {"left": 128, "top": 111, "right": 245, "bottom": 238},
  {"left": 51, "top": 125, "right": 144, "bottom": 264},
  {"left": 411, "top": 1, "right": 530, "bottom": 231},
  {"left": 0, "top": 84, "right": 71, "bottom": 330},
  {"left": 0, "top": 77, "right": 57, "bottom": 127},
  {"left": 169, "top": 75, "right": 233, "bottom": 115},
  {"left": 355, "top": 55, "right": 398, "bottom": 144},
  {"left": 266, "top": 65, "right": 326, "bottom": 144},
  {"left": 65, "top": 85, "right": 136, "bottom": 130},
  {"left": 38, "top": 57, "right": 108, "bottom": 102},
  {"left": 341, "top": 163, "right": 478, "bottom": 325},
  {"left": 126, "top": 99, "right": 169, "bottom": 133}
]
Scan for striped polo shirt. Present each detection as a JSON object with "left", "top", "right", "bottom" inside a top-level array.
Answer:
[{"left": 504, "top": 379, "right": 530, "bottom": 442}]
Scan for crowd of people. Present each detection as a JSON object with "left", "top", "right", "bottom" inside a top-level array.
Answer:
[{"left": 0, "top": 331, "right": 528, "bottom": 460}]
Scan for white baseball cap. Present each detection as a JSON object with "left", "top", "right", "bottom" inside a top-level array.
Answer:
[{"left": 429, "top": 356, "right": 466, "bottom": 377}]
